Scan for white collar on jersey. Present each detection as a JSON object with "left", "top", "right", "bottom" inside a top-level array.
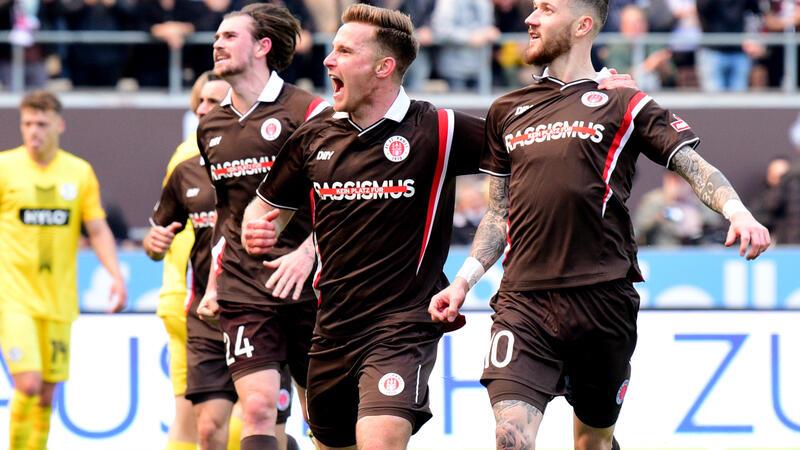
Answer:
[
  {"left": 533, "top": 66, "right": 613, "bottom": 86},
  {"left": 220, "top": 70, "right": 285, "bottom": 107},
  {"left": 331, "top": 86, "right": 411, "bottom": 122}
]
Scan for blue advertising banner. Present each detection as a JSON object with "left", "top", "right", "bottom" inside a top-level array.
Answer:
[{"left": 79, "top": 247, "right": 800, "bottom": 312}]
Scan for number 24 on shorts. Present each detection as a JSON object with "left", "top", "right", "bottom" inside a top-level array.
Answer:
[{"left": 223, "top": 325, "right": 255, "bottom": 365}]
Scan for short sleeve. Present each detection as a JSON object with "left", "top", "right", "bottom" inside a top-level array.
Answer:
[
  {"left": 631, "top": 92, "right": 700, "bottom": 168},
  {"left": 256, "top": 132, "right": 311, "bottom": 211},
  {"left": 80, "top": 164, "right": 106, "bottom": 222},
  {"left": 151, "top": 165, "right": 189, "bottom": 227},
  {"left": 445, "top": 110, "right": 486, "bottom": 177},
  {"left": 479, "top": 102, "right": 511, "bottom": 177}
]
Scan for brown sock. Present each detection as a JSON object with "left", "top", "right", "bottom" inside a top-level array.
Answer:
[{"left": 240, "top": 435, "right": 278, "bottom": 450}]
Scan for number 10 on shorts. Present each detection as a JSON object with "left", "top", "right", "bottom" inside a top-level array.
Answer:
[
  {"left": 223, "top": 325, "right": 255, "bottom": 365},
  {"left": 485, "top": 330, "right": 515, "bottom": 369}
]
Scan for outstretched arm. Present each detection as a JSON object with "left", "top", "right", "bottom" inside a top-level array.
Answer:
[
  {"left": 429, "top": 175, "right": 509, "bottom": 323},
  {"left": 669, "top": 146, "right": 770, "bottom": 259}
]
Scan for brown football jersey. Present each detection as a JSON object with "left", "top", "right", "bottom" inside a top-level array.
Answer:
[
  {"left": 151, "top": 155, "right": 219, "bottom": 339},
  {"left": 197, "top": 72, "right": 328, "bottom": 305},
  {"left": 257, "top": 89, "right": 485, "bottom": 338},
  {"left": 481, "top": 69, "right": 700, "bottom": 291}
]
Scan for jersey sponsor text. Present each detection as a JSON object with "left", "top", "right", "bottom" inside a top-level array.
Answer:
[
  {"left": 504, "top": 121, "right": 605, "bottom": 152},
  {"left": 210, "top": 156, "right": 275, "bottom": 180},
  {"left": 19, "top": 208, "right": 71, "bottom": 226},
  {"left": 313, "top": 179, "right": 416, "bottom": 201}
]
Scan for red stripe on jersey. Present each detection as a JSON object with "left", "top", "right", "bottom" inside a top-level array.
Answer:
[
  {"left": 317, "top": 186, "right": 407, "bottom": 196},
  {"left": 305, "top": 97, "right": 326, "bottom": 121},
  {"left": 600, "top": 91, "right": 648, "bottom": 216},
  {"left": 309, "top": 188, "right": 323, "bottom": 306},
  {"left": 418, "top": 109, "right": 452, "bottom": 272},
  {"left": 212, "top": 161, "right": 273, "bottom": 177}
]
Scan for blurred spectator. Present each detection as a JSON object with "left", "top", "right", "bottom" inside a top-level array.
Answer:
[
  {"left": 367, "top": 0, "right": 436, "bottom": 91},
  {"left": 452, "top": 175, "right": 487, "bottom": 245},
  {"left": 432, "top": 0, "right": 499, "bottom": 91},
  {"left": 604, "top": 0, "right": 637, "bottom": 32},
  {"left": 599, "top": 4, "right": 674, "bottom": 91},
  {"left": 755, "top": 115, "right": 800, "bottom": 243},
  {"left": 131, "top": 0, "right": 196, "bottom": 87},
  {"left": 757, "top": 0, "right": 800, "bottom": 88},
  {"left": 634, "top": 171, "right": 722, "bottom": 246},
  {"left": 695, "top": 0, "right": 761, "bottom": 92},
  {"left": 61, "top": 0, "right": 137, "bottom": 87},
  {"left": 492, "top": 0, "right": 534, "bottom": 88},
  {"left": 0, "top": 0, "right": 50, "bottom": 89},
  {"left": 665, "top": 0, "right": 701, "bottom": 88},
  {"left": 751, "top": 155, "right": 790, "bottom": 236}
]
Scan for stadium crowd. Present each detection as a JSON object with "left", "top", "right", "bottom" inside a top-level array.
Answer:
[{"left": 2, "top": 0, "right": 800, "bottom": 92}]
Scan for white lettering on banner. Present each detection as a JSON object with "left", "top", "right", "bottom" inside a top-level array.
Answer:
[
  {"left": 313, "top": 179, "right": 416, "bottom": 201},
  {"left": 1, "top": 312, "right": 800, "bottom": 448},
  {"left": 504, "top": 121, "right": 605, "bottom": 152},
  {"left": 210, "top": 156, "right": 275, "bottom": 180}
]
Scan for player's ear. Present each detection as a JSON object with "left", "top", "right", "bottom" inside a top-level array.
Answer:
[
  {"left": 255, "top": 37, "right": 272, "bottom": 59},
  {"left": 374, "top": 56, "right": 396, "bottom": 80},
  {"left": 574, "top": 14, "right": 594, "bottom": 38},
  {"left": 56, "top": 115, "right": 65, "bottom": 134}
]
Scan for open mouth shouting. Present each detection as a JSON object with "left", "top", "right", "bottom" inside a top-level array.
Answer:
[{"left": 330, "top": 74, "right": 345, "bottom": 102}]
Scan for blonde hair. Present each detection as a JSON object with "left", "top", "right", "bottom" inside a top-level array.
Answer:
[{"left": 341, "top": 4, "right": 418, "bottom": 81}]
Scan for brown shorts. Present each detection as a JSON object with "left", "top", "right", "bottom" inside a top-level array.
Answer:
[
  {"left": 185, "top": 334, "right": 295, "bottom": 424},
  {"left": 306, "top": 322, "right": 442, "bottom": 448},
  {"left": 217, "top": 299, "right": 315, "bottom": 385},
  {"left": 185, "top": 334, "right": 237, "bottom": 405},
  {"left": 481, "top": 278, "right": 639, "bottom": 428}
]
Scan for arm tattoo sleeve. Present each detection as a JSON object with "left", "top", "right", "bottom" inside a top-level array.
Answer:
[
  {"left": 669, "top": 146, "right": 741, "bottom": 215},
  {"left": 471, "top": 176, "right": 510, "bottom": 270}
]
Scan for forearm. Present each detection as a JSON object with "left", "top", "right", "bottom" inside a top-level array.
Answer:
[
  {"left": 86, "top": 220, "right": 124, "bottom": 279},
  {"left": 669, "top": 146, "right": 744, "bottom": 217},
  {"left": 454, "top": 176, "right": 509, "bottom": 289}
]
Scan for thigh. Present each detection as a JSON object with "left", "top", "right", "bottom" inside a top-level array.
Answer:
[
  {"left": 0, "top": 311, "right": 43, "bottom": 376},
  {"left": 481, "top": 290, "right": 565, "bottom": 407},
  {"left": 357, "top": 324, "right": 441, "bottom": 435},
  {"left": 217, "top": 301, "right": 285, "bottom": 380},
  {"left": 185, "top": 335, "right": 237, "bottom": 405},
  {"left": 565, "top": 279, "right": 639, "bottom": 429},
  {"left": 161, "top": 314, "right": 188, "bottom": 396},
  {"left": 40, "top": 319, "right": 72, "bottom": 383},
  {"left": 284, "top": 300, "right": 316, "bottom": 389},
  {"left": 306, "top": 337, "right": 359, "bottom": 448}
]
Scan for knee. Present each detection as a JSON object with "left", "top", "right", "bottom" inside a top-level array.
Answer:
[
  {"left": 13, "top": 375, "right": 43, "bottom": 397},
  {"left": 574, "top": 430, "right": 614, "bottom": 450},
  {"left": 240, "top": 391, "right": 278, "bottom": 425},
  {"left": 196, "top": 414, "right": 226, "bottom": 446},
  {"left": 495, "top": 422, "right": 535, "bottom": 450}
]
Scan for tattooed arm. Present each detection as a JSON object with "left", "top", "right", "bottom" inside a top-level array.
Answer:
[
  {"left": 429, "top": 175, "right": 509, "bottom": 323},
  {"left": 669, "top": 146, "right": 770, "bottom": 259}
]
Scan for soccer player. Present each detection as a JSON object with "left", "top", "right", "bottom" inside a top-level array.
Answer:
[
  {"left": 0, "top": 90, "right": 127, "bottom": 450},
  {"left": 150, "top": 70, "right": 218, "bottom": 450},
  {"left": 428, "top": 0, "right": 772, "bottom": 449},
  {"left": 239, "top": 5, "right": 486, "bottom": 449},
  {"left": 145, "top": 74, "right": 301, "bottom": 450},
  {"left": 195, "top": 4, "right": 327, "bottom": 450}
]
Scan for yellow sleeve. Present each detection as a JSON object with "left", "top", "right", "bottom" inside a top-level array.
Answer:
[{"left": 80, "top": 164, "right": 106, "bottom": 222}]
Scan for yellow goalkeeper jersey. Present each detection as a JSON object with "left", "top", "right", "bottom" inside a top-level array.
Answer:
[
  {"left": 155, "top": 135, "right": 200, "bottom": 318},
  {"left": 0, "top": 146, "right": 106, "bottom": 322}
]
